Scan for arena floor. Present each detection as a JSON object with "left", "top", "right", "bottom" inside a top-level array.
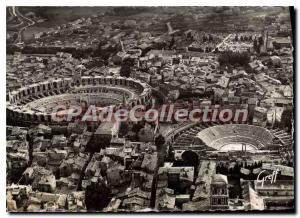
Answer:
[{"left": 219, "top": 143, "right": 257, "bottom": 151}]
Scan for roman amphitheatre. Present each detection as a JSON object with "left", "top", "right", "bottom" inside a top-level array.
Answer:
[
  {"left": 7, "top": 76, "right": 152, "bottom": 125},
  {"left": 164, "top": 122, "right": 293, "bottom": 154}
]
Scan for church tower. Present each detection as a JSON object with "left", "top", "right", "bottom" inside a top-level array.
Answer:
[{"left": 73, "top": 64, "right": 83, "bottom": 86}]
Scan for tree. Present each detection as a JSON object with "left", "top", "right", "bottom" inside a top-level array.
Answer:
[
  {"left": 85, "top": 182, "right": 110, "bottom": 211},
  {"left": 218, "top": 51, "right": 250, "bottom": 67},
  {"left": 123, "top": 57, "right": 134, "bottom": 67},
  {"left": 235, "top": 34, "right": 239, "bottom": 41},
  {"left": 169, "top": 35, "right": 175, "bottom": 49},
  {"left": 167, "top": 145, "right": 175, "bottom": 161},
  {"left": 132, "top": 122, "right": 143, "bottom": 132},
  {"left": 132, "top": 121, "right": 145, "bottom": 139},
  {"left": 280, "top": 107, "right": 293, "bottom": 132},
  {"left": 154, "top": 134, "right": 165, "bottom": 149},
  {"left": 118, "top": 121, "right": 129, "bottom": 137},
  {"left": 258, "top": 36, "right": 264, "bottom": 46},
  {"left": 42, "top": 58, "right": 48, "bottom": 66},
  {"left": 253, "top": 38, "right": 260, "bottom": 53},
  {"left": 120, "top": 64, "right": 131, "bottom": 77}
]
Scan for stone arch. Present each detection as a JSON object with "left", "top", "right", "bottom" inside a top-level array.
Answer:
[{"left": 33, "top": 114, "right": 38, "bottom": 122}]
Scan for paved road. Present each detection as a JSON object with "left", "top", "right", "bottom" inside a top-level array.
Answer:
[
  {"left": 12, "top": 6, "right": 35, "bottom": 44},
  {"left": 7, "top": 7, "right": 24, "bottom": 28},
  {"left": 213, "top": 33, "right": 232, "bottom": 52},
  {"left": 7, "top": 7, "right": 15, "bottom": 22}
]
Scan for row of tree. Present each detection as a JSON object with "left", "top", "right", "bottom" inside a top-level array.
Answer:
[
  {"left": 234, "top": 34, "right": 253, "bottom": 42},
  {"left": 253, "top": 36, "right": 264, "bottom": 54},
  {"left": 203, "top": 34, "right": 214, "bottom": 42},
  {"left": 218, "top": 51, "right": 251, "bottom": 66}
]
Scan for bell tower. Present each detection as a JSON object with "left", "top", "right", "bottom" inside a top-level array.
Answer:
[{"left": 73, "top": 65, "right": 83, "bottom": 86}]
